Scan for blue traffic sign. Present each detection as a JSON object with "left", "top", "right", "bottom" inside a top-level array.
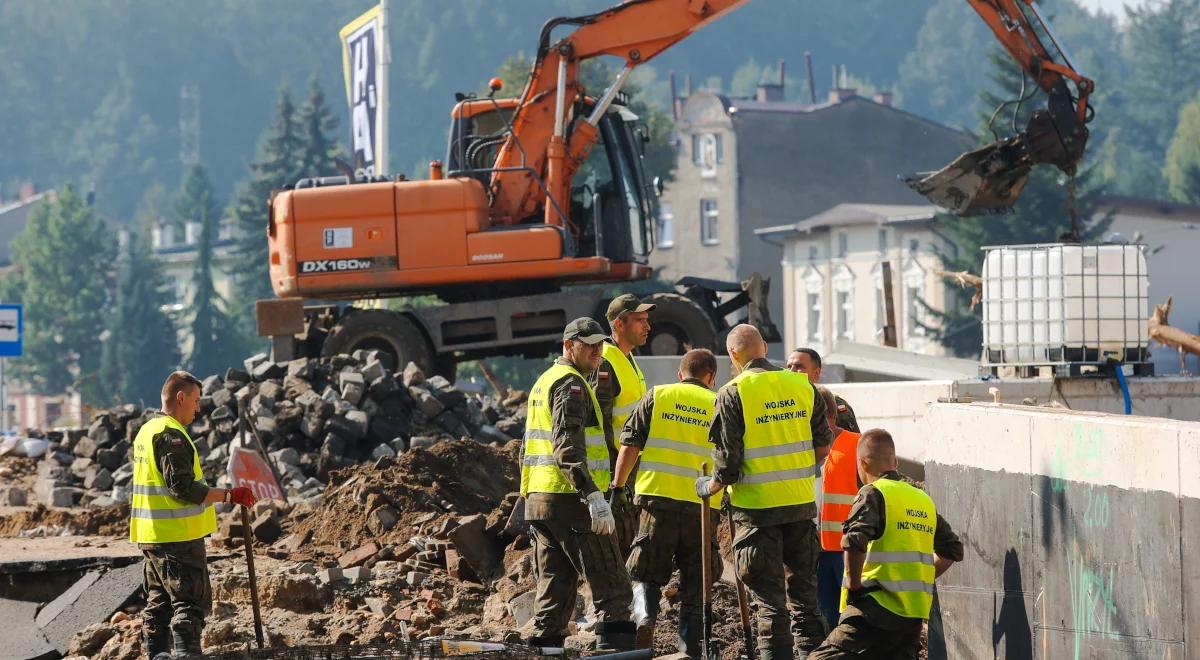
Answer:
[{"left": 0, "top": 304, "right": 22, "bottom": 357}]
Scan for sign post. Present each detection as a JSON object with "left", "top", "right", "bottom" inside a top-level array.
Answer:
[{"left": 0, "top": 304, "right": 24, "bottom": 434}]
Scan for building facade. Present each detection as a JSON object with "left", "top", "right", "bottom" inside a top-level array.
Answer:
[
  {"left": 652, "top": 83, "right": 971, "bottom": 343},
  {"left": 757, "top": 204, "right": 956, "bottom": 357}
]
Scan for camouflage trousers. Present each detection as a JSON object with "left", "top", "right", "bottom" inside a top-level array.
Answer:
[
  {"left": 529, "top": 518, "right": 633, "bottom": 639},
  {"left": 626, "top": 504, "right": 721, "bottom": 657},
  {"left": 733, "top": 519, "right": 825, "bottom": 660},
  {"left": 141, "top": 539, "right": 212, "bottom": 657},
  {"left": 808, "top": 613, "right": 923, "bottom": 659}
]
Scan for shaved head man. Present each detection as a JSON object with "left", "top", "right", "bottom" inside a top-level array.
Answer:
[{"left": 809, "top": 429, "right": 964, "bottom": 660}]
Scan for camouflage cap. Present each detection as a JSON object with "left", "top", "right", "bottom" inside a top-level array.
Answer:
[
  {"left": 563, "top": 317, "right": 608, "bottom": 344},
  {"left": 605, "top": 293, "right": 657, "bottom": 322}
]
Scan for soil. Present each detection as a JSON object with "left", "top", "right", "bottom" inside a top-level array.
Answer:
[{"left": 0, "top": 502, "right": 130, "bottom": 537}]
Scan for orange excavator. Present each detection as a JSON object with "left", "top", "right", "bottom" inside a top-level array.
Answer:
[{"left": 259, "top": 0, "right": 1093, "bottom": 377}]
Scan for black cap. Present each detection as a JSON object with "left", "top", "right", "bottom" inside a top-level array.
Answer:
[
  {"left": 563, "top": 317, "right": 607, "bottom": 344},
  {"left": 606, "top": 293, "right": 657, "bottom": 322}
]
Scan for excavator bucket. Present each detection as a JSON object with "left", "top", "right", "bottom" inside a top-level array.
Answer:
[{"left": 902, "top": 141, "right": 1031, "bottom": 217}]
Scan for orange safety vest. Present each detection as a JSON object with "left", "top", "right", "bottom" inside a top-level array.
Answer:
[{"left": 820, "top": 429, "right": 861, "bottom": 551}]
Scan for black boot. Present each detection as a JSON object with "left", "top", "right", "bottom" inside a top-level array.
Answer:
[
  {"left": 595, "top": 620, "right": 638, "bottom": 652},
  {"left": 527, "top": 634, "right": 566, "bottom": 649},
  {"left": 143, "top": 628, "right": 171, "bottom": 660},
  {"left": 677, "top": 609, "right": 703, "bottom": 658},
  {"left": 171, "top": 628, "right": 202, "bottom": 659}
]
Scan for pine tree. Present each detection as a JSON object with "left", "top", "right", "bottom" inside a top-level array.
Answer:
[
  {"left": 1164, "top": 95, "right": 1200, "bottom": 203},
  {"left": 926, "top": 50, "right": 1111, "bottom": 357},
  {"left": 8, "top": 185, "right": 116, "bottom": 403},
  {"left": 99, "top": 231, "right": 181, "bottom": 406},
  {"left": 297, "top": 75, "right": 344, "bottom": 178},
  {"left": 228, "top": 86, "right": 305, "bottom": 339},
  {"left": 176, "top": 165, "right": 241, "bottom": 377}
]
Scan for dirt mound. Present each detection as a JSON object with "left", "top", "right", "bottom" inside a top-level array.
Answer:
[
  {"left": 292, "top": 438, "right": 521, "bottom": 550},
  {"left": 0, "top": 502, "right": 129, "bottom": 537}
]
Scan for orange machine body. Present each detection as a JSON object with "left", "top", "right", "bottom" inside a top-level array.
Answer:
[{"left": 269, "top": 176, "right": 643, "bottom": 299}]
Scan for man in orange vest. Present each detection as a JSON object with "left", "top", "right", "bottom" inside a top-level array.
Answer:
[{"left": 814, "top": 386, "right": 859, "bottom": 630}]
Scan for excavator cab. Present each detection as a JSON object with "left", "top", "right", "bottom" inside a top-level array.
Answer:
[{"left": 446, "top": 97, "right": 652, "bottom": 265}]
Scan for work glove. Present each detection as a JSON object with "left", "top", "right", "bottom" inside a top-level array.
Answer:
[
  {"left": 607, "top": 484, "right": 630, "bottom": 510},
  {"left": 228, "top": 486, "right": 257, "bottom": 508},
  {"left": 694, "top": 476, "right": 715, "bottom": 500},
  {"left": 586, "top": 490, "right": 616, "bottom": 535}
]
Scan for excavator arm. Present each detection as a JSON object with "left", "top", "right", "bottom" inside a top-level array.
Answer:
[
  {"left": 488, "top": 0, "right": 749, "bottom": 228},
  {"left": 905, "top": 0, "right": 1094, "bottom": 217}
]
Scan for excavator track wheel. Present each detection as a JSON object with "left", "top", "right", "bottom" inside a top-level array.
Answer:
[
  {"left": 642, "top": 292, "right": 717, "bottom": 356},
  {"left": 321, "top": 309, "right": 435, "bottom": 377}
]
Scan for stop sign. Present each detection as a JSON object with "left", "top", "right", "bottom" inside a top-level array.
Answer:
[{"left": 227, "top": 447, "right": 285, "bottom": 502}]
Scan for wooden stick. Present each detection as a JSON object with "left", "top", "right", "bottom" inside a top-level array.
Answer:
[{"left": 240, "top": 506, "right": 265, "bottom": 648}]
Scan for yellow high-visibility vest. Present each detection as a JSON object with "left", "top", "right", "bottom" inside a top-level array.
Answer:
[
  {"left": 520, "top": 362, "right": 610, "bottom": 495},
  {"left": 635, "top": 382, "right": 719, "bottom": 507},
  {"left": 839, "top": 478, "right": 937, "bottom": 619},
  {"left": 725, "top": 369, "right": 816, "bottom": 509},
  {"left": 603, "top": 342, "right": 647, "bottom": 435},
  {"left": 129, "top": 415, "right": 217, "bottom": 544}
]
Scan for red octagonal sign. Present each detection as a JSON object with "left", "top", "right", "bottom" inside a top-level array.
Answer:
[{"left": 227, "top": 447, "right": 285, "bottom": 502}]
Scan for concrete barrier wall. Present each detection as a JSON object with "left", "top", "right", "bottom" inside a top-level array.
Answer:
[{"left": 923, "top": 403, "right": 1200, "bottom": 659}]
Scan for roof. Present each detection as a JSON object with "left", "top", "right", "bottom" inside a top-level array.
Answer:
[
  {"left": 755, "top": 203, "right": 940, "bottom": 239},
  {"left": 0, "top": 192, "right": 50, "bottom": 266},
  {"left": 1095, "top": 195, "right": 1200, "bottom": 220},
  {"left": 729, "top": 96, "right": 971, "bottom": 231}
]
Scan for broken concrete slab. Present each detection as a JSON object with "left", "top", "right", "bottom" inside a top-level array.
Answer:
[
  {"left": 0, "top": 598, "right": 56, "bottom": 660},
  {"left": 35, "top": 562, "right": 143, "bottom": 655},
  {"left": 252, "top": 511, "right": 283, "bottom": 544},
  {"left": 318, "top": 567, "right": 345, "bottom": 584},
  {"left": 447, "top": 514, "right": 500, "bottom": 581},
  {"left": 344, "top": 566, "right": 372, "bottom": 584}
]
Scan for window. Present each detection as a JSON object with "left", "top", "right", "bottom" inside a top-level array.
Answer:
[
  {"left": 700, "top": 199, "right": 719, "bottom": 245},
  {"left": 909, "top": 238, "right": 920, "bottom": 253},
  {"left": 808, "top": 245, "right": 819, "bottom": 261},
  {"left": 804, "top": 268, "right": 824, "bottom": 343},
  {"left": 44, "top": 402, "right": 62, "bottom": 425},
  {"left": 878, "top": 228, "right": 888, "bottom": 253},
  {"left": 693, "top": 133, "right": 723, "bottom": 177},
  {"left": 837, "top": 232, "right": 848, "bottom": 258},
  {"left": 904, "top": 260, "right": 927, "bottom": 340},
  {"left": 656, "top": 202, "right": 675, "bottom": 248},
  {"left": 873, "top": 265, "right": 888, "bottom": 337},
  {"left": 833, "top": 265, "right": 854, "bottom": 341}
]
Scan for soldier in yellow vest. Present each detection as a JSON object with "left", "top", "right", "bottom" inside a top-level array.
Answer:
[
  {"left": 131, "top": 371, "right": 256, "bottom": 659},
  {"left": 694, "top": 324, "right": 833, "bottom": 660},
  {"left": 809, "top": 430, "right": 963, "bottom": 659},
  {"left": 521, "top": 318, "right": 636, "bottom": 651},
  {"left": 596, "top": 293, "right": 654, "bottom": 556},
  {"left": 610, "top": 348, "right": 720, "bottom": 656}
]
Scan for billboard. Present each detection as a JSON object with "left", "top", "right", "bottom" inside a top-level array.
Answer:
[{"left": 340, "top": 5, "right": 383, "bottom": 177}]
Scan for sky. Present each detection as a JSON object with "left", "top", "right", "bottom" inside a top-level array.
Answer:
[{"left": 1076, "top": 0, "right": 1150, "bottom": 20}]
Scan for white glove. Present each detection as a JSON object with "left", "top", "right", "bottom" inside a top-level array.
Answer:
[{"left": 586, "top": 490, "right": 616, "bottom": 536}]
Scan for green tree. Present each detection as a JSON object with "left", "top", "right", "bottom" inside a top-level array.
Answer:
[
  {"left": 1165, "top": 95, "right": 1200, "bottom": 203},
  {"left": 8, "top": 185, "right": 116, "bottom": 403},
  {"left": 228, "top": 86, "right": 305, "bottom": 339},
  {"left": 926, "top": 50, "right": 1112, "bottom": 357},
  {"left": 297, "top": 75, "right": 345, "bottom": 179},
  {"left": 177, "top": 165, "right": 243, "bottom": 376},
  {"left": 99, "top": 232, "right": 181, "bottom": 406},
  {"left": 494, "top": 53, "right": 677, "bottom": 185}
]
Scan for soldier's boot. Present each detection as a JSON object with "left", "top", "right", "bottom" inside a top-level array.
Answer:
[
  {"left": 677, "top": 610, "right": 704, "bottom": 658},
  {"left": 143, "top": 627, "right": 171, "bottom": 660},
  {"left": 758, "top": 643, "right": 795, "bottom": 660},
  {"left": 595, "top": 621, "right": 638, "bottom": 652},
  {"left": 171, "top": 627, "right": 202, "bottom": 658},
  {"left": 526, "top": 634, "right": 566, "bottom": 649}
]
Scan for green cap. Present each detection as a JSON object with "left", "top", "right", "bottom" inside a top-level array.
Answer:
[
  {"left": 563, "top": 317, "right": 608, "bottom": 344},
  {"left": 605, "top": 293, "right": 657, "bottom": 322}
]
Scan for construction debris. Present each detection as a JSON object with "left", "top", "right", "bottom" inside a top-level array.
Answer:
[{"left": 0, "top": 354, "right": 528, "bottom": 512}]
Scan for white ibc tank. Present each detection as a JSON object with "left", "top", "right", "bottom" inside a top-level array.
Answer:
[{"left": 981, "top": 243, "right": 1148, "bottom": 365}]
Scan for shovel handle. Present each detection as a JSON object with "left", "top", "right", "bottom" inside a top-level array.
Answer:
[{"left": 240, "top": 506, "right": 265, "bottom": 649}]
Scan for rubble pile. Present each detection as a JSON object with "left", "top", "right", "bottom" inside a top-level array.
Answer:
[{"left": 0, "top": 351, "right": 529, "bottom": 511}]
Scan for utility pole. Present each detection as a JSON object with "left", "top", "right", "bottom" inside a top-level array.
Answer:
[{"left": 377, "top": 0, "right": 390, "bottom": 176}]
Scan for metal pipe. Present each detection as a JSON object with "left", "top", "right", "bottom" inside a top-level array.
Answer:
[
  {"left": 804, "top": 51, "right": 817, "bottom": 103},
  {"left": 554, "top": 56, "right": 568, "bottom": 138},
  {"left": 587, "top": 64, "right": 633, "bottom": 126}
]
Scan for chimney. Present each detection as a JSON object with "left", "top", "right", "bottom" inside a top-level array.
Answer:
[
  {"left": 804, "top": 51, "right": 817, "bottom": 103},
  {"left": 18, "top": 181, "right": 36, "bottom": 203},
  {"left": 873, "top": 91, "right": 894, "bottom": 107},
  {"left": 828, "top": 63, "right": 857, "bottom": 103},
  {"left": 756, "top": 59, "right": 786, "bottom": 103},
  {"left": 668, "top": 71, "right": 679, "bottom": 120}
]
